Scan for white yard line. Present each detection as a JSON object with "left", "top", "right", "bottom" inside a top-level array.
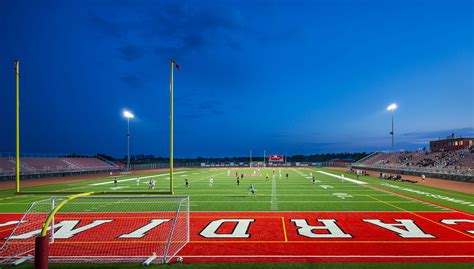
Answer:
[
  {"left": 90, "top": 171, "right": 188, "bottom": 186},
  {"left": 317, "top": 171, "right": 367, "bottom": 185},
  {"left": 271, "top": 177, "right": 278, "bottom": 211}
]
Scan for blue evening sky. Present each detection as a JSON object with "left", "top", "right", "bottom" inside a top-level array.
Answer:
[{"left": 0, "top": 0, "right": 472, "bottom": 157}]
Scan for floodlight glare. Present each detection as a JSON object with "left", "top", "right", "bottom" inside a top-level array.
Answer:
[
  {"left": 123, "top": 111, "right": 134, "bottom": 119},
  {"left": 387, "top": 104, "right": 397, "bottom": 111}
]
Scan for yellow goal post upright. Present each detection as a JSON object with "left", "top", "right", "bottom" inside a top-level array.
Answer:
[
  {"left": 15, "top": 60, "right": 20, "bottom": 193},
  {"left": 14, "top": 59, "right": 178, "bottom": 196}
]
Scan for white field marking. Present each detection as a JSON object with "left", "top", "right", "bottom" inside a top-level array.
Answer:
[
  {"left": 366, "top": 185, "right": 459, "bottom": 214},
  {"left": 332, "top": 193, "right": 353, "bottom": 199},
  {"left": 110, "top": 186, "right": 130, "bottom": 190},
  {"left": 187, "top": 200, "right": 422, "bottom": 203},
  {"left": 186, "top": 194, "right": 407, "bottom": 197},
  {"left": 91, "top": 175, "right": 162, "bottom": 186},
  {"left": 319, "top": 185, "right": 334, "bottom": 189},
  {"left": 317, "top": 171, "right": 367, "bottom": 185},
  {"left": 271, "top": 177, "right": 278, "bottom": 211},
  {"left": 175, "top": 171, "right": 225, "bottom": 187},
  {"left": 0, "top": 220, "right": 23, "bottom": 227}
]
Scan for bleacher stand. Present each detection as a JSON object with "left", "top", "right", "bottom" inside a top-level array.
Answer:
[
  {"left": 354, "top": 149, "right": 474, "bottom": 181},
  {"left": 0, "top": 156, "right": 118, "bottom": 177}
]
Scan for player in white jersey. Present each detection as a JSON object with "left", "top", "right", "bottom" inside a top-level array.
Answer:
[
  {"left": 209, "top": 176, "right": 214, "bottom": 187},
  {"left": 136, "top": 177, "right": 140, "bottom": 186}
]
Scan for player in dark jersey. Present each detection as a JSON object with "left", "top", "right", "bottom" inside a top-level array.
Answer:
[
  {"left": 185, "top": 178, "right": 189, "bottom": 188},
  {"left": 286, "top": 173, "right": 289, "bottom": 179},
  {"left": 237, "top": 176, "right": 240, "bottom": 186}
]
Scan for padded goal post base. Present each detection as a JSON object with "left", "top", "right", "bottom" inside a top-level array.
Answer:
[{"left": 35, "top": 236, "right": 49, "bottom": 269}]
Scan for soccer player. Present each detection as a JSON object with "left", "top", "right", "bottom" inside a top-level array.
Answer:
[
  {"left": 185, "top": 178, "right": 189, "bottom": 188},
  {"left": 148, "top": 179, "right": 153, "bottom": 190},
  {"left": 421, "top": 174, "right": 426, "bottom": 183},
  {"left": 227, "top": 169, "right": 230, "bottom": 176},
  {"left": 151, "top": 179, "right": 156, "bottom": 190},
  {"left": 241, "top": 173, "right": 244, "bottom": 180},
  {"left": 312, "top": 176, "right": 316, "bottom": 184},
  {"left": 114, "top": 178, "right": 118, "bottom": 187},
  {"left": 209, "top": 176, "right": 213, "bottom": 187},
  {"left": 309, "top": 172, "right": 313, "bottom": 177},
  {"left": 265, "top": 173, "right": 269, "bottom": 180},
  {"left": 136, "top": 177, "right": 140, "bottom": 186},
  {"left": 341, "top": 174, "right": 345, "bottom": 182},
  {"left": 249, "top": 184, "right": 256, "bottom": 195},
  {"left": 286, "top": 173, "right": 289, "bottom": 179},
  {"left": 235, "top": 172, "right": 238, "bottom": 177},
  {"left": 237, "top": 176, "right": 240, "bottom": 186}
]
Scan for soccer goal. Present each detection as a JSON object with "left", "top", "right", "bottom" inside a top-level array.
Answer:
[{"left": 0, "top": 194, "right": 189, "bottom": 266}]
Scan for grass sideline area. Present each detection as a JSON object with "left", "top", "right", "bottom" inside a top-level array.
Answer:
[{"left": 0, "top": 167, "right": 473, "bottom": 268}]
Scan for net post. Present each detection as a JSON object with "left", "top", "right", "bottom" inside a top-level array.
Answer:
[
  {"left": 163, "top": 197, "right": 184, "bottom": 263},
  {"left": 50, "top": 199, "right": 55, "bottom": 243},
  {"left": 34, "top": 235, "right": 49, "bottom": 269},
  {"left": 187, "top": 197, "right": 190, "bottom": 243}
]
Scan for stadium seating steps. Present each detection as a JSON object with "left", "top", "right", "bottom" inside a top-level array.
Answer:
[{"left": 0, "top": 157, "right": 117, "bottom": 176}]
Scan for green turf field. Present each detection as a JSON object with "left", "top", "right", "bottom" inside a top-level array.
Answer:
[{"left": 0, "top": 167, "right": 472, "bottom": 214}]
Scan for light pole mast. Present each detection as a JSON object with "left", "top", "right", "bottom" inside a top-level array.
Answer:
[
  {"left": 127, "top": 117, "right": 130, "bottom": 170},
  {"left": 391, "top": 111, "right": 394, "bottom": 149},
  {"left": 123, "top": 110, "right": 134, "bottom": 171},
  {"left": 387, "top": 104, "right": 397, "bottom": 151},
  {"left": 249, "top": 150, "right": 251, "bottom": 167}
]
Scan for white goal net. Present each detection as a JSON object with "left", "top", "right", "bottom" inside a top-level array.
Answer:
[{"left": 0, "top": 195, "right": 189, "bottom": 265}]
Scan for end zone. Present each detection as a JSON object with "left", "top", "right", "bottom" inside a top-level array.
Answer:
[{"left": 0, "top": 211, "right": 473, "bottom": 263}]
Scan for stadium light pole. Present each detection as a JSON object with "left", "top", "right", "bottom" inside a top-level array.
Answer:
[
  {"left": 387, "top": 103, "right": 397, "bottom": 150},
  {"left": 263, "top": 150, "right": 266, "bottom": 167},
  {"left": 123, "top": 110, "right": 134, "bottom": 171}
]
